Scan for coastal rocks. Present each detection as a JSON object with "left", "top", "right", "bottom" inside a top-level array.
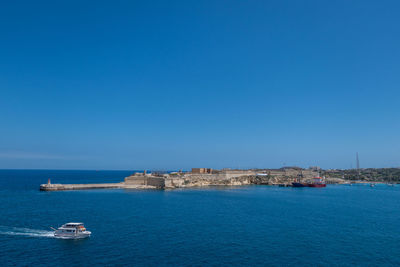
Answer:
[
  {"left": 252, "top": 175, "right": 289, "bottom": 185},
  {"left": 163, "top": 176, "right": 252, "bottom": 189}
]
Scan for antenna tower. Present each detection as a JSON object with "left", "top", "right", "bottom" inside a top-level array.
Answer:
[{"left": 356, "top": 152, "right": 360, "bottom": 178}]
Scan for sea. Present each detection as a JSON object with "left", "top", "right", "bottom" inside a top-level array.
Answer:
[{"left": 0, "top": 170, "right": 399, "bottom": 266}]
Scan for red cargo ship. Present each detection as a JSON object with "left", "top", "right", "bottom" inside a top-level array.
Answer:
[{"left": 307, "top": 177, "right": 326, "bottom": 187}]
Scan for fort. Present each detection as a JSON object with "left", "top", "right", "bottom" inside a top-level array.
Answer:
[{"left": 39, "top": 167, "right": 346, "bottom": 191}]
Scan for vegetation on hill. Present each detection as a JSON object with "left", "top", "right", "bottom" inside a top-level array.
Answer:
[{"left": 322, "top": 168, "right": 400, "bottom": 182}]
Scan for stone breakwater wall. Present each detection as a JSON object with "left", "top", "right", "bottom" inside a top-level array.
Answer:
[
  {"left": 40, "top": 182, "right": 159, "bottom": 191},
  {"left": 40, "top": 183, "right": 125, "bottom": 191}
]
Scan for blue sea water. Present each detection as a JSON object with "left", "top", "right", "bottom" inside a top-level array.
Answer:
[{"left": 1, "top": 170, "right": 400, "bottom": 266}]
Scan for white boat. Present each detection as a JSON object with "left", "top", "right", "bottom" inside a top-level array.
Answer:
[{"left": 53, "top": 223, "right": 91, "bottom": 239}]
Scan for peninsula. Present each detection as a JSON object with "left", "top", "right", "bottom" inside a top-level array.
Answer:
[
  {"left": 39, "top": 167, "right": 343, "bottom": 191},
  {"left": 40, "top": 167, "right": 400, "bottom": 191}
]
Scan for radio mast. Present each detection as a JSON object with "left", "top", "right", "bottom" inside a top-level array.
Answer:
[{"left": 356, "top": 152, "right": 360, "bottom": 178}]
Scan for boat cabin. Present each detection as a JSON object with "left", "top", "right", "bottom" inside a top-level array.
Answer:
[
  {"left": 59, "top": 222, "right": 87, "bottom": 232},
  {"left": 64, "top": 223, "right": 84, "bottom": 228}
]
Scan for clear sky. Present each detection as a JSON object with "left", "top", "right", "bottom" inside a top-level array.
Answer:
[{"left": 1, "top": 1, "right": 399, "bottom": 170}]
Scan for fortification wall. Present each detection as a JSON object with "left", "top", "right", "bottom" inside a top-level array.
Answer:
[
  {"left": 124, "top": 175, "right": 165, "bottom": 188},
  {"left": 125, "top": 175, "right": 146, "bottom": 185},
  {"left": 146, "top": 177, "right": 165, "bottom": 188}
]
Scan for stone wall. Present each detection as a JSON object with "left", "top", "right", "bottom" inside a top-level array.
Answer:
[
  {"left": 124, "top": 175, "right": 166, "bottom": 188},
  {"left": 124, "top": 175, "right": 147, "bottom": 185},
  {"left": 146, "top": 177, "right": 165, "bottom": 188}
]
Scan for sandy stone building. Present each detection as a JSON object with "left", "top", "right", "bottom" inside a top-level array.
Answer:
[{"left": 191, "top": 168, "right": 213, "bottom": 174}]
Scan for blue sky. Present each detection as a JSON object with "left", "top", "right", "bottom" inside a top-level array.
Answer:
[{"left": 1, "top": 1, "right": 399, "bottom": 170}]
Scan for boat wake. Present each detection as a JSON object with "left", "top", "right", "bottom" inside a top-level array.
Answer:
[{"left": 0, "top": 226, "right": 54, "bottom": 238}]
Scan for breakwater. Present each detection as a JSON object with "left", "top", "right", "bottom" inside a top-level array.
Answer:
[{"left": 40, "top": 182, "right": 125, "bottom": 191}]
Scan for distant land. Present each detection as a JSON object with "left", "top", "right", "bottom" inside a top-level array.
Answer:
[
  {"left": 322, "top": 167, "right": 400, "bottom": 182},
  {"left": 39, "top": 166, "right": 400, "bottom": 191}
]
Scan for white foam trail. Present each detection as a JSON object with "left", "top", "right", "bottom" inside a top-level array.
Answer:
[{"left": 0, "top": 226, "right": 55, "bottom": 238}]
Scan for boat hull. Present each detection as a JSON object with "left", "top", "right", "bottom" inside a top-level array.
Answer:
[
  {"left": 54, "top": 231, "right": 91, "bottom": 239},
  {"left": 292, "top": 182, "right": 308, "bottom": 187},
  {"left": 307, "top": 183, "right": 326, "bottom": 188}
]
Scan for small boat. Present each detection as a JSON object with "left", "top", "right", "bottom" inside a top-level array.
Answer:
[
  {"left": 370, "top": 183, "right": 375, "bottom": 187},
  {"left": 52, "top": 223, "right": 91, "bottom": 239}
]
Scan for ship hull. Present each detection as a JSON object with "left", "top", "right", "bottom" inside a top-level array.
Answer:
[
  {"left": 54, "top": 231, "right": 91, "bottom": 239},
  {"left": 308, "top": 183, "right": 326, "bottom": 188},
  {"left": 292, "top": 182, "right": 308, "bottom": 187}
]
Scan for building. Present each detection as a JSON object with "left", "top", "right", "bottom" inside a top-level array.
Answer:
[{"left": 191, "top": 168, "right": 213, "bottom": 174}]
